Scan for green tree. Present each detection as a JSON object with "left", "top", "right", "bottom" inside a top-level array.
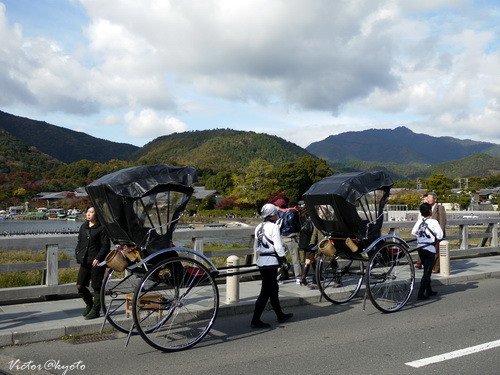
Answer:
[
  {"left": 204, "top": 171, "right": 235, "bottom": 195},
  {"left": 198, "top": 195, "right": 216, "bottom": 210},
  {"left": 88, "top": 159, "right": 134, "bottom": 180},
  {"left": 231, "top": 159, "right": 280, "bottom": 208},
  {"left": 275, "top": 156, "right": 333, "bottom": 202},
  {"left": 388, "top": 191, "right": 422, "bottom": 209},
  {"left": 457, "top": 192, "right": 472, "bottom": 210},
  {"left": 424, "top": 174, "right": 453, "bottom": 200}
]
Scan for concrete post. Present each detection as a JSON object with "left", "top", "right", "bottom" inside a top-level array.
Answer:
[
  {"left": 193, "top": 237, "right": 204, "bottom": 254},
  {"left": 439, "top": 240, "right": 450, "bottom": 277},
  {"left": 460, "top": 225, "right": 469, "bottom": 250},
  {"left": 46, "top": 244, "right": 59, "bottom": 286},
  {"left": 492, "top": 224, "right": 498, "bottom": 247},
  {"left": 192, "top": 237, "right": 204, "bottom": 262},
  {"left": 226, "top": 255, "right": 240, "bottom": 304},
  {"left": 388, "top": 227, "right": 400, "bottom": 236}
]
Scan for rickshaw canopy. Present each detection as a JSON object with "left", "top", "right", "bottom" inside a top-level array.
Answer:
[
  {"left": 303, "top": 171, "right": 393, "bottom": 241},
  {"left": 86, "top": 164, "right": 197, "bottom": 249}
]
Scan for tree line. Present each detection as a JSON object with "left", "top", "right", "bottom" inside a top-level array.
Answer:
[{"left": 1, "top": 156, "right": 498, "bottom": 212}]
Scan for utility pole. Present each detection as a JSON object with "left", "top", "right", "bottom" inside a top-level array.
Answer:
[{"left": 416, "top": 178, "right": 422, "bottom": 190}]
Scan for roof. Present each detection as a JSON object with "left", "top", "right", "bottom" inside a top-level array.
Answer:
[
  {"left": 193, "top": 187, "right": 219, "bottom": 200},
  {"left": 477, "top": 187, "right": 500, "bottom": 195},
  {"left": 74, "top": 187, "right": 88, "bottom": 197},
  {"left": 35, "top": 191, "right": 72, "bottom": 200}
]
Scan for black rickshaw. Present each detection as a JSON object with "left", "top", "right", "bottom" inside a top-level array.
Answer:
[
  {"left": 303, "top": 171, "right": 415, "bottom": 313},
  {"left": 87, "top": 164, "right": 222, "bottom": 352}
]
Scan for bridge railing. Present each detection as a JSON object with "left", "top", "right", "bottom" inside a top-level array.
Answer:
[{"left": 0, "top": 219, "right": 498, "bottom": 303}]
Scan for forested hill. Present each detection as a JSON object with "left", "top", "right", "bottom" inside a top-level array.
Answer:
[
  {"left": 307, "top": 126, "right": 500, "bottom": 164},
  {"left": 0, "top": 110, "right": 139, "bottom": 163},
  {"left": 135, "top": 129, "right": 314, "bottom": 172},
  {"left": 429, "top": 153, "right": 500, "bottom": 178},
  {"left": 0, "top": 128, "right": 61, "bottom": 175}
]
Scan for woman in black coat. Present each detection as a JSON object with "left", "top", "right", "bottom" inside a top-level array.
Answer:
[{"left": 75, "top": 206, "right": 110, "bottom": 319}]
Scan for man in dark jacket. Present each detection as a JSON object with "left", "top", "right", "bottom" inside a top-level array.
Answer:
[
  {"left": 426, "top": 192, "right": 447, "bottom": 273},
  {"left": 297, "top": 202, "right": 317, "bottom": 286},
  {"left": 75, "top": 207, "right": 110, "bottom": 319},
  {"left": 278, "top": 201, "right": 302, "bottom": 283}
]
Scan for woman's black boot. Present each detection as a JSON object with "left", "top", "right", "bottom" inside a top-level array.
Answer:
[
  {"left": 85, "top": 292, "right": 101, "bottom": 320},
  {"left": 78, "top": 287, "right": 93, "bottom": 317}
]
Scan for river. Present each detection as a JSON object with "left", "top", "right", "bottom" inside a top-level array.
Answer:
[{"left": 0, "top": 219, "right": 83, "bottom": 236}]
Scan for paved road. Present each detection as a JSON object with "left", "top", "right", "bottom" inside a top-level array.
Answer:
[{"left": 1, "top": 278, "right": 499, "bottom": 375}]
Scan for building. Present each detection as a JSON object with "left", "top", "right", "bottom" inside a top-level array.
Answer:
[{"left": 477, "top": 187, "right": 500, "bottom": 203}]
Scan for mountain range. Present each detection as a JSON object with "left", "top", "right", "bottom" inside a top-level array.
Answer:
[
  {"left": 0, "top": 110, "right": 498, "bottom": 179},
  {"left": 0, "top": 110, "right": 139, "bottom": 163},
  {"left": 306, "top": 126, "right": 500, "bottom": 164}
]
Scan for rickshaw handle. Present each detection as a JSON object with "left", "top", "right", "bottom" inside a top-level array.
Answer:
[
  {"left": 128, "top": 246, "right": 219, "bottom": 273},
  {"left": 360, "top": 234, "right": 411, "bottom": 255}
]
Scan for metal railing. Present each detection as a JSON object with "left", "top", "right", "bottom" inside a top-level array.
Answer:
[{"left": 0, "top": 219, "right": 498, "bottom": 303}]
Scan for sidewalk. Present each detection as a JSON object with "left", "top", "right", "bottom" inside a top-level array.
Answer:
[{"left": 1, "top": 256, "right": 499, "bottom": 348}]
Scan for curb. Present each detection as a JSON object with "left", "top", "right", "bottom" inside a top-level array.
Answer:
[{"left": 1, "top": 271, "right": 499, "bottom": 348}]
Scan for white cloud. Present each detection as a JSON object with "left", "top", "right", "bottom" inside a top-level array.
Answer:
[
  {"left": 80, "top": 0, "right": 398, "bottom": 113},
  {"left": 125, "top": 109, "right": 188, "bottom": 138},
  {"left": 102, "top": 114, "right": 121, "bottom": 125},
  {"left": 0, "top": 0, "right": 499, "bottom": 146}
]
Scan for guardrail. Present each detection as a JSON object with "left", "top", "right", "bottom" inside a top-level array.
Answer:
[{"left": 0, "top": 219, "right": 498, "bottom": 303}]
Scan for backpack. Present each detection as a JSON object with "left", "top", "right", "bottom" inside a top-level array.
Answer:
[
  {"left": 279, "top": 209, "right": 301, "bottom": 236},
  {"left": 416, "top": 218, "right": 438, "bottom": 247}
]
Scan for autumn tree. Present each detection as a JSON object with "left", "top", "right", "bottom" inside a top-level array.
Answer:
[{"left": 13, "top": 187, "right": 27, "bottom": 199}]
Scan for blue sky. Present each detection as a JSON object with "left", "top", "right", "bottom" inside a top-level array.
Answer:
[{"left": 0, "top": 0, "right": 499, "bottom": 148}]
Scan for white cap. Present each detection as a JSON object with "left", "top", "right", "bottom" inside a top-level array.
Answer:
[{"left": 260, "top": 203, "right": 278, "bottom": 218}]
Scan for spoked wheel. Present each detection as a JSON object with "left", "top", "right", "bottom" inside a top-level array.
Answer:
[
  {"left": 316, "top": 254, "right": 364, "bottom": 304},
  {"left": 366, "top": 242, "right": 415, "bottom": 313},
  {"left": 100, "top": 268, "right": 146, "bottom": 334},
  {"left": 133, "top": 256, "right": 219, "bottom": 352}
]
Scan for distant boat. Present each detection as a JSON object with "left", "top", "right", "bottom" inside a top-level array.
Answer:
[{"left": 47, "top": 208, "right": 65, "bottom": 220}]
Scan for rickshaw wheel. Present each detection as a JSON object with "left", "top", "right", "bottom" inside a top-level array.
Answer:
[
  {"left": 133, "top": 256, "right": 219, "bottom": 352},
  {"left": 100, "top": 268, "right": 148, "bottom": 334},
  {"left": 366, "top": 242, "right": 415, "bottom": 313},
  {"left": 316, "top": 254, "right": 364, "bottom": 304}
]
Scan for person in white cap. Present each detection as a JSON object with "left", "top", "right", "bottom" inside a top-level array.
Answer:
[{"left": 251, "top": 203, "right": 294, "bottom": 329}]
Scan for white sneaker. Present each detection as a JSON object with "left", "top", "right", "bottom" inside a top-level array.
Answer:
[{"left": 295, "top": 278, "right": 301, "bottom": 285}]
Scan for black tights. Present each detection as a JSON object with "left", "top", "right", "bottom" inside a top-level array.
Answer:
[{"left": 252, "top": 266, "right": 284, "bottom": 323}]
